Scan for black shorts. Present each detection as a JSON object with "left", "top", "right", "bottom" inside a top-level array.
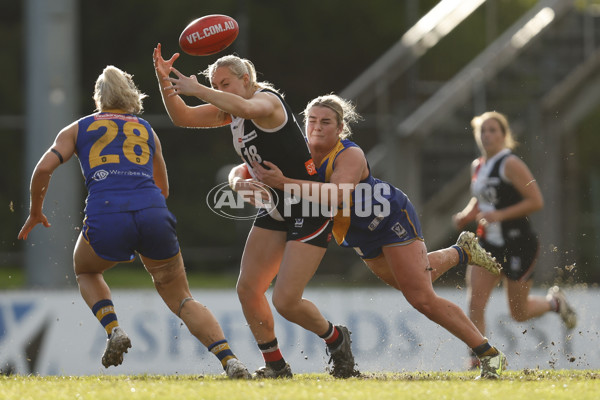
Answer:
[
  {"left": 480, "top": 235, "right": 539, "bottom": 281},
  {"left": 253, "top": 208, "right": 332, "bottom": 248}
]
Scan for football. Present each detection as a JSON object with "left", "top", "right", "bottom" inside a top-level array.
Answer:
[{"left": 179, "top": 15, "right": 239, "bottom": 56}]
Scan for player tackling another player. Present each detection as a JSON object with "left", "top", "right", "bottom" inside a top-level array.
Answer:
[
  {"left": 247, "top": 93, "right": 507, "bottom": 379},
  {"left": 18, "top": 65, "right": 251, "bottom": 379},
  {"left": 153, "top": 46, "right": 360, "bottom": 379}
]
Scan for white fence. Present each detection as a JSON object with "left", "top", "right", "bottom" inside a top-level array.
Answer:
[{"left": 0, "top": 287, "right": 597, "bottom": 376}]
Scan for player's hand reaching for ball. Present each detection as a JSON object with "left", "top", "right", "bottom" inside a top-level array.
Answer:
[
  {"left": 163, "top": 67, "right": 202, "bottom": 98},
  {"left": 153, "top": 43, "right": 180, "bottom": 80}
]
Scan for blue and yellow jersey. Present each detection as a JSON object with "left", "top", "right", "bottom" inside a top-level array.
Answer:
[
  {"left": 75, "top": 111, "right": 166, "bottom": 215},
  {"left": 317, "top": 139, "right": 416, "bottom": 250},
  {"left": 316, "top": 139, "right": 357, "bottom": 244}
]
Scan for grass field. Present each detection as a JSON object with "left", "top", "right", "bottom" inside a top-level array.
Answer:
[
  {"left": 1, "top": 370, "right": 599, "bottom": 400},
  {"left": 0, "top": 265, "right": 239, "bottom": 290}
]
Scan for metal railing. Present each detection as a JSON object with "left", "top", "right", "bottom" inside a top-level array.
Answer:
[{"left": 341, "top": 0, "right": 485, "bottom": 109}]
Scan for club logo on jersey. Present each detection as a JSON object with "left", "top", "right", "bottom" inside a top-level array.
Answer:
[
  {"left": 206, "top": 181, "right": 279, "bottom": 220},
  {"left": 305, "top": 159, "right": 317, "bottom": 176},
  {"left": 391, "top": 222, "right": 407, "bottom": 239}
]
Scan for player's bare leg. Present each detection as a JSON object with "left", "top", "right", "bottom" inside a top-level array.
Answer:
[
  {"left": 141, "top": 252, "right": 225, "bottom": 346},
  {"left": 73, "top": 233, "right": 117, "bottom": 308},
  {"left": 273, "top": 240, "right": 358, "bottom": 378},
  {"left": 366, "top": 245, "right": 464, "bottom": 287},
  {"left": 237, "top": 226, "right": 292, "bottom": 377},
  {"left": 271, "top": 241, "right": 329, "bottom": 334},
  {"left": 367, "top": 241, "right": 506, "bottom": 378},
  {"left": 376, "top": 241, "right": 485, "bottom": 347},
  {"left": 237, "top": 226, "right": 286, "bottom": 344},
  {"left": 142, "top": 252, "right": 250, "bottom": 378},
  {"left": 73, "top": 234, "right": 131, "bottom": 368}
]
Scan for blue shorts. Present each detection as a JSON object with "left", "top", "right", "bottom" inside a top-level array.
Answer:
[
  {"left": 82, "top": 207, "right": 180, "bottom": 262},
  {"left": 343, "top": 195, "right": 424, "bottom": 260}
]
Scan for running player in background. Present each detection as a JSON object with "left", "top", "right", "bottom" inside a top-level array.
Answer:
[
  {"left": 250, "top": 94, "right": 507, "bottom": 379},
  {"left": 18, "top": 65, "right": 251, "bottom": 379},
  {"left": 153, "top": 45, "right": 358, "bottom": 378},
  {"left": 453, "top": 111, "right": 577, "bottom": 369}
]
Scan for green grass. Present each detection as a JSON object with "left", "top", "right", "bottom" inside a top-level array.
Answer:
[
  {"left": 102, "top": 265, "right": 239, "bottom": 289},
  {"left": 1, "top": 371, "right": 598, "bottom": 400},
  {"left": 0, "top": 265, "right": 238, "bottom": 290},
  {"left": 0, "top": 266, "right": 26, "bottom": 289}
]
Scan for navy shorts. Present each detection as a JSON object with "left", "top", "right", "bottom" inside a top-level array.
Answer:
[
  {"left": 344, "top": 197, "right": 424, "bottom": 260},
  {"left": 253, "top": 208, "right": 332, "bottom": 248},
  {"left": 82, "top": 207, "right": 180, "bottom": 262}
]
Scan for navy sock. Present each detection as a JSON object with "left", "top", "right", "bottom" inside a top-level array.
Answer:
[{"left": 452, "top": 245, "right": 468, "bottom": 266}]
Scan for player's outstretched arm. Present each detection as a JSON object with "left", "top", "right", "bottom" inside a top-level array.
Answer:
[{"left": 18, "top": 123, "right": 77, "bottom": 240}]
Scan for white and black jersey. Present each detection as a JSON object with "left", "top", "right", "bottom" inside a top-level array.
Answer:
[
  {"left": 471, "top": 149, "right": 538, "bottom": 280},
  {"left": 230, "top": 88, "right": 320, "bottom": 221},
  {"left": 230, "top": 88, "right": 317, "bottom": 181}
]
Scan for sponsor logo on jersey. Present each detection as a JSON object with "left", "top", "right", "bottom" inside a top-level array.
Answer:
[
  {"left": 368, "top": 215, "right": 385, "bottom": 231},
  {"left": 241, "top": 130, "right": 257, "bottom": 143},
  {"left": 94, "top": 113, "right": 138, "bottom": 123},
  {"left": 92, "top": 169, "right": 109, "bottom": 181}
]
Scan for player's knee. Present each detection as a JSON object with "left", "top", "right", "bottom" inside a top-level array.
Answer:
[
  {"left": 148, "top": 257, "right": 184, "bottom": 286},
  {"left": 74, "top": 271, "right": 102, "bottom": 285},
  {"left": 236, "top": 277, "right": 263, "bottom": 303},
  {"left": 406, "top": 293, "right": 435, "bottom": 317},
  {"left": 236, "top": 279, "right": 250, "bottom": 301},
  {"left": 272, "top": 291, "right": 299, "bottom": 319}
]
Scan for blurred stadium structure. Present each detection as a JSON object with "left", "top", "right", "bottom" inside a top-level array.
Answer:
[
  {"left": 341, "top": 0, "right": 600, "bottom": 284},
  {"left": 3, "top": 0, "right": 599, "bottom": 287}
]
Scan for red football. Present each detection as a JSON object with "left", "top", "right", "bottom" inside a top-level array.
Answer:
[{"left": 179, "top": 15, "right": 239, "bottom": 56}]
